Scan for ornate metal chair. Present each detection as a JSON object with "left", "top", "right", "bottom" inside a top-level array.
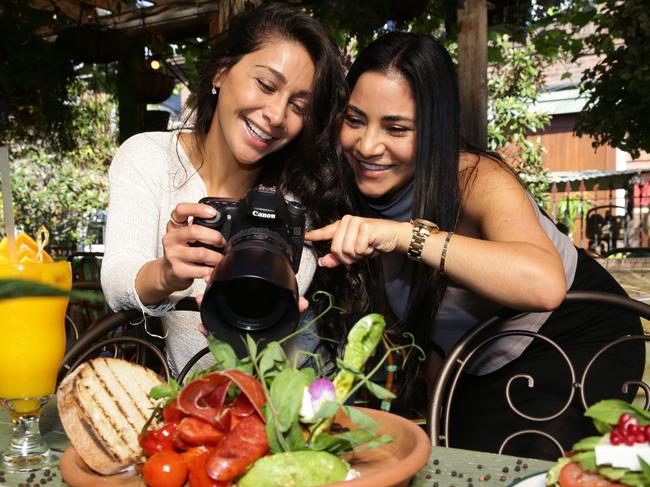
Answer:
[
  {"left": 429, "top": 290, "right": 650, "bottom": 458},
  {"left": 59, "top": 297, "right": 203, "bottom": 385},
  {"left": 59, "top": 310, "right": 169, "bottom": 385}
]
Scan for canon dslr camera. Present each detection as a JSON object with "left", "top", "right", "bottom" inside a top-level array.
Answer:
[{"left": 193, "top": 186, "right": 306, "bottom": 353}]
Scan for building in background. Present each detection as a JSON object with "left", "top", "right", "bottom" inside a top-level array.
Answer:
[{"left": 532, "top": 49, "right": 650, "bottom": 254}]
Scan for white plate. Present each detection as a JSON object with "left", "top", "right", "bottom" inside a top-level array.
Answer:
[{"left": 508, "top": 472, "right": 547, "bottom": 487}]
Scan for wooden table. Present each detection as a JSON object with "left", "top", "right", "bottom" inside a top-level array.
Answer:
[
  {"left": 411, "top": 447, "right": 553, "bottom": 487},
  {"left": 1, "top": 399, "right": 554, "bottom": 487}
]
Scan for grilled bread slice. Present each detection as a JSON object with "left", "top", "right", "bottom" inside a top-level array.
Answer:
[{"left": 57, "top": 357, "right": 163, "bottom": 475}]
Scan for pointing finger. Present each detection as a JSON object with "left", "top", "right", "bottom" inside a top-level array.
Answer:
[{"left": 304, "top": 221, "right": 339, "bottom": 241}]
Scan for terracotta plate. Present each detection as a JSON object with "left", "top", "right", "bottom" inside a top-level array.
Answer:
[{"left": 60, "top": 407, "right": 431, "bottom": 487}]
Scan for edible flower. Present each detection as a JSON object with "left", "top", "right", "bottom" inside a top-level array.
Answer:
[{"left": 299, "top": 379, "right": 336, "bottom": 421}]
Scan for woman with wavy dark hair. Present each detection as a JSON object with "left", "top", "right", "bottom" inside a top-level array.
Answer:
[
  {"left": 102, "top": 2, "right": 360, "bottom": 376},
  {"left": 307, "top": 31, "right": 644, "bottom": 459}
]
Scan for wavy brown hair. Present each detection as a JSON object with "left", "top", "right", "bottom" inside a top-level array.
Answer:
[{"left": 181, "top": 2, "right": 366, "bottom": 344}]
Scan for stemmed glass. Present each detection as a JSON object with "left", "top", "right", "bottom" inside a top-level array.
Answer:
[{"left": 0, "top": 261, "right": 72, "bottom": 471}]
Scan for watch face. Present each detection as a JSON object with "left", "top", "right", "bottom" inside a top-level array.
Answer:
[{"left": 412, "top": 219, "right": 439, "bottom": 231}]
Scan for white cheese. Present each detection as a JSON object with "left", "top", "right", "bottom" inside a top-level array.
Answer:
[{"left": 595, "top": 435, "right": 650, "bottom": 471}]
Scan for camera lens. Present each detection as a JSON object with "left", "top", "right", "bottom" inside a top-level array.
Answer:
[
  {"left": 201, "top": 239, "right": 299, "bottom": 354},
  {"left": 215, "top": 277, "right": 289, "bottom": 330}
]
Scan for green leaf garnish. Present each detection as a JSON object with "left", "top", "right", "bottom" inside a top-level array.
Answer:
[
  {"left": 207, "top": 334, "right": 238, "bottom": 371},
  {"left": 0, "top": 278, "right": 104, "bottom": 302},
  {"left": 149, "top": 379, "right": 180, "bottom": 401},
  {"left": 571, "top": 436, "right": 601, "bottom": 452},
  {"left": 269, "top": 368, "right": 309, "bottom": 433},
  {"left": 364, "top": 380, "right": 396, "bottom": 400}
]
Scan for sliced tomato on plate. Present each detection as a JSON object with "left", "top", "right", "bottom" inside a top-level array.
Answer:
[
  {"left": 163, "top": 398, "right": 186, "bottom": 423},
  {"left": 139, "top": 422, "right": 178, "bottom": 457},
  {"left": 558, "top": 462, "right": 627, "bottom": 487}
]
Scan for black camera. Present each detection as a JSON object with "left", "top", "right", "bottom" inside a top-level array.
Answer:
[{"left": 193, "top": 186, "right": 306, "bottom": 353}]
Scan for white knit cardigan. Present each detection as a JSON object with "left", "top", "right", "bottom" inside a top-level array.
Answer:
[{"left": 101, "top": 131, "right": 317, "bottom": 375}]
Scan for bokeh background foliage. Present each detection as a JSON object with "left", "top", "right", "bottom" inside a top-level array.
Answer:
[
  {"left": 2, "top": 0, "right": 650, "bottom": 253},
  {"left": 2, "top": 79, "right": 115, "bottom": 254}
]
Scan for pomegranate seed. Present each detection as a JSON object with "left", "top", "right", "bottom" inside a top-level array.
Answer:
[
  {"left": 619, "top": 413, "right": 631, "bottom": 427},
  {"left": 627, "top": 424, "right": 640, "bottom": 436},
  {"left": 636, "top": 432, "right": 646, "bottom": 444},
  {"left": 645, "top": 425, "right": 650, "bottom": 439},
  {"left": 611, "top": 431, "right": 623, "bottom": 445},
  {"left": 624, "top": 435, "right": 635, "bottom": 446}
]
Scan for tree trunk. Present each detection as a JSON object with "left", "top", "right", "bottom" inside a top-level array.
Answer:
[
  {"left": 209, "top": 0, "right": 264, "bottom": 44},
  {"left": 117, "top": 43, "right": 145, "bottom": 143},
  {"left": 457, "top": 0, "right": 488, "bottom": 149}
]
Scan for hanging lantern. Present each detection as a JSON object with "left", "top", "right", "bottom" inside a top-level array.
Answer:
[{"left": 136, "top": 71, "right": 176, "bottom": 104}]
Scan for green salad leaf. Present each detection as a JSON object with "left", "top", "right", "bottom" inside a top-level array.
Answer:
[
  {"left": 585, "top": 400, "right": 650, "bottom": 432},
  {"left": 547, "top": 401, "right": 650, "bottom": 487}
]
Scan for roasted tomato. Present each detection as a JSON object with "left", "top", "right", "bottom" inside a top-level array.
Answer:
[
  {"left": 559, "top": 462, "right": 627, "bottom": 487},
  {"left": 163, "top": 398, "right": 186, "bottom": 423},
  {"left": 139, "top": 422, "right": 178, "bottom": 457},
  {"left": 185, "top": 447, "right": 227, "bottom": 487},
  {"left": 143, "top": 450, "right": 188, "bottom": 487},
  {"left": 177, "top": 417, "right": 225, "bottom": 446},
  {"left": 205, "top": 414, "right": 269, "bottom": 482}
]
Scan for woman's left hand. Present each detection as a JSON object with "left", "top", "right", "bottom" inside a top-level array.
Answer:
[{"left": 305, "top": 215, "right": 411, "bottom": 267}]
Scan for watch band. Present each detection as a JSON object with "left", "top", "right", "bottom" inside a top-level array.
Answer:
[{"left": 407, "top": 219, "right": 439, "bottom": 261}]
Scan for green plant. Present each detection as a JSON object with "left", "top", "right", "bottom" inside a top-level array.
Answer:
[
  {"left": 487, "top": 33, "right": 552, "bottom": 205},
  {"left": 574, "top": 0, "right": 650, "bottom": 158},
  {"left": 553, "top": 196, "right": 592, "bottom": 240},
  {"left": 1, "top": 79, "right": 115, "bottom": 255}
]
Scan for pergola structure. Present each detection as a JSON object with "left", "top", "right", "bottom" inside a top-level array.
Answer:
[
  {"left": 30, "top": 0, "right": 258, "bottom": 40},
  {"left": 25, "top": 0, "right": 489, "bottom": 146},
  {"left": 25, "top": 1, "right": 261, "bottom": 140}
]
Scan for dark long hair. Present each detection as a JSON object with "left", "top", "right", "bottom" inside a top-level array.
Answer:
[
  {"left": 185, "top": 2, "right": 365, "bottom": 342},
  {"left": 346, "top": 32, "right": 461, "bottom": 402}
]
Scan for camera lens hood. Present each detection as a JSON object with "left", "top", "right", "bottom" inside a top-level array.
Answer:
[{"left": 201, "top": 246, "right": 299, "bottom": 355}]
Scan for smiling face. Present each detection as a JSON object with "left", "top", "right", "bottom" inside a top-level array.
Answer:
[
  {"left": 340, "top": 70, "right": 417, "bottom": 200},
  {"left": 211, "top": 38, "right": 315, "bottom": 166}
]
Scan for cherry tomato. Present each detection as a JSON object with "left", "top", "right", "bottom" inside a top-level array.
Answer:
[
  {"left": 163, "top": 399, "right": 186, "bottom": 423},
  {"left": 559, "top": 462, "right": 626, "bottom": 487},
  {"left": 143, "top": 450, "right": 188, "bottom": 487},
  {"left": 178, "top": 417, "right": 225, "bottom": 446},
  {"left": 139, "top": 422, "right": 178, "bottom": 457}
]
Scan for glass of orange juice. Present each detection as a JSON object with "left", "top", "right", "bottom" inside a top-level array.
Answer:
[{"left": 0, "top": 260, "right": 72, "bottom": 471}]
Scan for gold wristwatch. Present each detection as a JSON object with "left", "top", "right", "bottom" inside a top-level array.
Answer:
[{"left": 407, "top": 219, "right": 439, "bottom": 261}]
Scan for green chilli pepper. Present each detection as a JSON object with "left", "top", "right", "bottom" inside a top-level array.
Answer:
[
  {"left": 309, "top": 313, "right": 385, "bottom": 440},
  {"left": 333, "top": 313, "right": 386, "bottom": 402}
]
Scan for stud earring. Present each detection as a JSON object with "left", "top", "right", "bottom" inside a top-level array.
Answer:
[{"left": 211, "top": 86, "right": 217, "bottom": 95}]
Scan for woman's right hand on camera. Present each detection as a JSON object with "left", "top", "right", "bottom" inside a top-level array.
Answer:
[
  {"left": 135, "top": 203, "right": 225, "bottom": 305},
  {"left": 160, "top": 203, "right": 226, "bottom": 292}
]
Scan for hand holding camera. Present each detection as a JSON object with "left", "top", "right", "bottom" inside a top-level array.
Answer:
[
  {"left": 159, "top": 202, "right": 226, "bottom": 293},
  {"left": 192, "top": 186, "right": 306, "bottom": 354}
]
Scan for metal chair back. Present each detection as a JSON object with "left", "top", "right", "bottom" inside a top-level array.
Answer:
[{"left": 429, "top": 290, "right": 650, "bottom": 456}]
